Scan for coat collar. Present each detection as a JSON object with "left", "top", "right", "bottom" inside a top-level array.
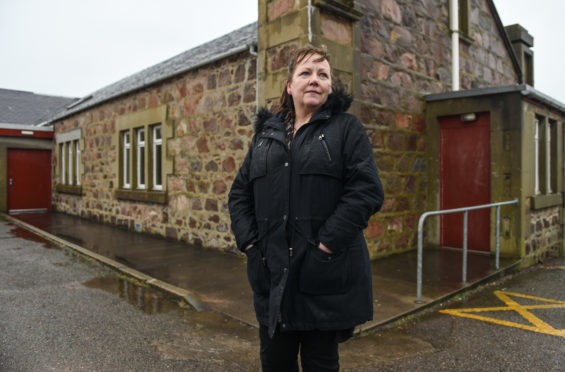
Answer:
[{"left": 254, "top": 88, "right": 353, "bottom": 134}]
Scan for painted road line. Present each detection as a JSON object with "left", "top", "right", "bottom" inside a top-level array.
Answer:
[
  {"left": 543, "top": 265, "right": 565, "bottom": 270},
  {"left": 440, "top": 291, "right": 565, "bottom": 338}
]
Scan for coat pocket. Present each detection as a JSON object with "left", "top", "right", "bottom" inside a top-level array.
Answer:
[
  {"left": 299, "top": 245, "right": 350, "bottom": 295},
  {"left": 245, "top": 245, "right": 270, "bottom": 295}
]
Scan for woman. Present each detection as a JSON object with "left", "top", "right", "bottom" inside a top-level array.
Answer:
[{"left": 228, "top": 45, "right": 384, "bottom": 371}]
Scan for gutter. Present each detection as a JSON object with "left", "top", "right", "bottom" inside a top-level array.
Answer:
[
  {"left": 519, "top": 85, "right": 565, "bottom": 114},
  {"left": 0, "top": 123, "right": 54, "bottom": 132},
  {"left": 425, "top": 84, "right": 565, "bottom": 114}
]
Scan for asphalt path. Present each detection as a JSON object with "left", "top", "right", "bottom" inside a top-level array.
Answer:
[
  {"left": 344, "top": 255, "right": 565, "bottom": 371},
  {"left": 1, "top": 219, "right": 564, "bottom": 371},
  {"left": 0, "top": 220, "right": 260, "bottom": 371}
]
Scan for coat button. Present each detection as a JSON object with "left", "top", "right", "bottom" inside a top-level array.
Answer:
[
  {"left": 283, "top": 267, "right": 288, "bottom": 273},
  {"left": 283, "top": 214, "right": 287, "bottom": 221},
  {"left": 284, "top": 162, "right": 288, "bottom": 167},
  {"left": 282, "top": 323, "right": 286, "bottom": 328}
]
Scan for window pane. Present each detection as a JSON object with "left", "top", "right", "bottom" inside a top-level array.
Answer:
[
  {"left": 60, "top": 143, "right": 65, "bottom": 184},
  {"left": 125, "top": 147, "right": 130, "bottom": 187},
  {"left": 550, "top": 120, "right": 557, "bottom": 193},
  {"left": 75, "top": 140, "right": 81, "bottom": 186},
  {"left": 139, "top": 150, "right": 145, "bottom": 186},
  {"left": 67, "top": 142, "right": 73, "bottom": 185},
  {"left": 137, "top": 128, "right": 146, "bottom": 189},
  {"left": 153, "top": 125, "right": 163, "bottom": 190},
  {"left": 155, "top": 143, "right": 162, "bottom": 187},
  {"left": 458, "top": 0, "right": 469, "bottom": 35},
  {"left": 534, "top": 119, "right": 540, "bottom": 194},
  {"left": 546, "top": 122, "right": 552, "bottom": 193},
  {"left": 123, "top": 131, "right": 131, "bottom": 189}
]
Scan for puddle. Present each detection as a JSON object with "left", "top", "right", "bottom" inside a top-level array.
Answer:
[
  {"left": 9, "top": 226, "right": 57, "bottom": 249},
  {"left": 55, "top": 232, "right": 86, "bottom": 247},
  {"left": 82, "top": 275, "right": 180, "bottom": 315}
]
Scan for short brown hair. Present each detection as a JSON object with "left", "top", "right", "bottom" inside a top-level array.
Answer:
[{"left": 276, "top": 45, "right": 333, "bottom": 123}]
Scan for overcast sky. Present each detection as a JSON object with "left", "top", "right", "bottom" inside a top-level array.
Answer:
[{"left": 1, "top": 0, "right": 563, "bottom": 104}]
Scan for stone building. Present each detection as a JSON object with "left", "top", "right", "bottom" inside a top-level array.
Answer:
[
  {"left": 48, "top": 24, "right": 258, "bottom": 251},
  {"left": 44, "top": 0, "right": 564, "bottom": 263}
]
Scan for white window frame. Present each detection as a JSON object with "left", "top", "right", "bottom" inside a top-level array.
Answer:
[
  {"left": 546, "top": 121, "right": 552, "bottom": 193},
  {"left": 123, "top": 131, "right": 131, "bottom": 189},
  {"left": 136, "top": 128, "right": 146, "bottom": 190},
  {"left": 56, "top": 129, "right": 82, "bottom": 187},
  {"left": 75, "top": 140, "right": 81, "bottom": 186},
  {"left": 152, "top": 125, "right": 163, "bottom": 191},
  {"left": 60, "top": 143, "right": 66, "bottom": 185},
  {"left": 534, "top": 118, "right": 540, "bottom": 195},
  {"left": 115, "top": 105, "right": 169, "bottom": 201},
  {"left": 67, "top": 142, "right": 73, "bottom": 185}
]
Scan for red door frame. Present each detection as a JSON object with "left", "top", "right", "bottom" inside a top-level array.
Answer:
[
  {"left": 439, "top": 112, "right": 491, "bottom": 252},
  {"left": 7, "top": 149, "right": 52, "bottom": 213}
]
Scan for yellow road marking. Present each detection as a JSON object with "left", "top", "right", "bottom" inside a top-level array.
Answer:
[
  {"left": 440, "top": 291, "right": 565, "bottom": 338},
  {"left": 543, "top": 265, "right": 565, "bottom": 270}
]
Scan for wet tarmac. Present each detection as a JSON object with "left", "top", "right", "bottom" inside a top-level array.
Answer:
[
  {"left": 5, "top": 211, "right": 520, "bottom": 333},
  {"left": 4, "top": 217, "right": 562, "bottom": 370}
]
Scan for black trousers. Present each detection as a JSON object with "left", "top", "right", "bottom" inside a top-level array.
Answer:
[{"left": 259, "top": 324, "right": 340, "bottom": 372}]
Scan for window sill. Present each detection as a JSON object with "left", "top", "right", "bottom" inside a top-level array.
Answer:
[
  {"left": 530, "top": 193, "right": 562, "bottom": 210},
  {"left": 459, "top": 32, "right": 474, "bottom": 46},
  {"left": 56, "top": 184, "right": 83, "bottom": 195},
  {"left": 313, "top": 0, "right": 364, "bottom": 21},
  {"left": 115, "top": 189, "right": 167, "bottom": 204}
]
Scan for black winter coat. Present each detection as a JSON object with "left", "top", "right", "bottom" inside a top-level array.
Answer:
[{"left": 228, "top": 90, "right": 384, "bottom": 338}]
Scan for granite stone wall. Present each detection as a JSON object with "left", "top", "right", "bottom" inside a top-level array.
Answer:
[
  {"left": 525, "top": 205, "right": 562, "bottom": 263},
  {"left": 53, "top": 52, "right": 257, "bottom": 253},
  {"left": 355, "top": 0, "right": 518, "bottom": 257}
]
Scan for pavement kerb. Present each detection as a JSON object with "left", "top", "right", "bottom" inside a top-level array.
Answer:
[
  {"left": 356, "top": 258, "right": 523, "bottom": 335},
  {"left": 2, "top": 213, "right": 208, "bottom": 312}
]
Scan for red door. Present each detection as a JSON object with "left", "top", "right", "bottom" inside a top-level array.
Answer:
[
  {"left": 440, "top": 112, "right": 491, "bottom": 251},
  {"left": 7, "top": 149, "right": 52, "bottom": 213}
]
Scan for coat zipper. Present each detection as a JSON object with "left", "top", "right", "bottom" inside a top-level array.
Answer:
[{"left": 318, "top": 134, "right": 332, "bottom": 161}]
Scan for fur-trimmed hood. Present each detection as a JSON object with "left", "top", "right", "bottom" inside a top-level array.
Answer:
[{"left": 254, "top": 88, "right": 353, "bottom": 134}]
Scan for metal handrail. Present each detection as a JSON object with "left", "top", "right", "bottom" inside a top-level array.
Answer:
[{"left": 416, "top": 198, "right": 519, "bottom": 303}]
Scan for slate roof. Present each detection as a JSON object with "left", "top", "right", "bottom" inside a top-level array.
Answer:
[
  {"left": 0, "top": 89, "right": 77, "bottom": 126},
  {"left": 49, "top": 22, "right": 258, "bottom": 123}
]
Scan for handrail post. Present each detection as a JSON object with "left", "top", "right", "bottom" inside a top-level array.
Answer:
[
  {"left": 495, "top": 205, "right": 501, "bottom": 269},
  {"left": 415, "top": 198, "right": 518, "bottom": 303},
  {"left": 462, "top": 210, "right": 468, "bottom": 284},
  {"left": 416, "top": 213, "right": 426, "bottom": 304}
]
